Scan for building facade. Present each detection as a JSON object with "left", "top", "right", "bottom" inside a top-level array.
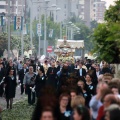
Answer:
[
  {"left": 78, "top": 0, "right": 106, "bottom": 26},
  {"left": 0, "top": 0, "right": 6, "bottom": 14},
  {"left": 92, "top": 0, "right": 106, "bottom": 22},
  {"left": 26, "top": 0, "right": 80, "bottom": 23}
]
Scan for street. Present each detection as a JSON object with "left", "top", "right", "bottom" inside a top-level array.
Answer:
[{"left": 0, "top": 85, "right": 27, "bottom": 110}]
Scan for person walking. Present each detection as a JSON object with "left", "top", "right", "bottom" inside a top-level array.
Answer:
[
  {"left": 18, "top": 64, "right": 29, "bottom": 95},
  {"left": 0, "top": 63, "right": 5, "bottom": 97},
  {"left": 4, "top": 68, "right": 17, "bottom": 109},
  {"left": 23, "top": 66, "right": 36, "bottom": 105},
  {"left": 35, "top": 68, "right": 46, "bottom": 98},
  {"left": 46, "top": 62, "right": 58, "bottom": 89}
]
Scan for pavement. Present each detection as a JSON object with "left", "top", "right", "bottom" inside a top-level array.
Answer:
[{"left": 0, "top": 85, "right": 27, "bottom": 110}]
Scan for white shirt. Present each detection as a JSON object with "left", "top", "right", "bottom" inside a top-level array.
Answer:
[
  {"left": 96, "top": 71, "right": 100, "bottom": 78},
  {"left": 79, "top": 68, "right": 82, "bottom": 76}
]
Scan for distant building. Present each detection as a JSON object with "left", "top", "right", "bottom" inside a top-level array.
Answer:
[
  {"left": 92, "top": 0, "right": 106, "bottom": 22},
  {"left": 78, "top": 0, "right": 106, "bottom": 26},
  {"left": 0, "top": 0, "right": 26, "bottom": 21},
  {"left": 26, "top": 0, "right": 80, "bottom": 23},
  {"left": 0, "top": 1, "right": 6, "bottom": 14}
]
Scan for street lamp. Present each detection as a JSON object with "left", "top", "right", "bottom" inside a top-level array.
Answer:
[
  {"left": 30, "top": 0, "right": 33, "bottom": 51},
  {"left": 8, "top": 0, "right": 10, "bottom": 58},
  {"left": 44, "top": 0, "right": 50, "bottom": 56},
  {"left": 21, "top": 0, "right": 24, "bottom": 59},
  {"left": 38, "top": 6, "right": 41, "bottom": 57},
  {"left": 51, "top": 4, "right": 57, "bottom": 8},
  {"left": 56, "top": 7, "right": 61, "bottom": 11}
]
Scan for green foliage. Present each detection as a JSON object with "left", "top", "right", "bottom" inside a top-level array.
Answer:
[
  {"left": 92, "top": 0, "right": 120, "bottom": 63},
  {"left": 1, "top": 100, "right": 34, "bottom": 120},
  {"left": 68, "top": 17, "right": 93, "bottom": 51},
  {"left": 32, "top": 15, "right": 60, "bottom": 54},
  {"left": 74, "top": 23, "right": 92, "bottom": 51},
  {"left": 90, "top": 20, "right": 98, "bottom": 29},
  {"left": 0, "top": 33, "right": 31, "bottom": 56},
  {"left": 104, "top": 0, "right": 120, "bottom": 23}
]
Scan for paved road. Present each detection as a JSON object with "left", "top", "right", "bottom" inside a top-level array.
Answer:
[{"left": 0, "top": 85, "right": 27, "bottom": 110}]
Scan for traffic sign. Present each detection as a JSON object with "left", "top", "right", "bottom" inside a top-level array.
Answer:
[
  {"left": 47, "top": 46, "right": 52, "bottom": 53},
  {"left": 37, "top": 23, "right": 42, "bottom": 36}
]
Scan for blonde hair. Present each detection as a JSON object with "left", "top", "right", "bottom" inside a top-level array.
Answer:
[{"left": 71, "top": 95, "right": 85, "bottom": 108}]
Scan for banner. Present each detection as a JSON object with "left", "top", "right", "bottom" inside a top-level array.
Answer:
[
  {"left": 14, "top": 16, "right": 23, "bottom": 30},
  {"left": 0, "top": 16, "right": 4, "bottom": 26},
  {"left": 49, "top": 29, "right": 53, "bottom": 38},
  {"left": 37, "top": 23, "right": 42, "bottom": 36}
]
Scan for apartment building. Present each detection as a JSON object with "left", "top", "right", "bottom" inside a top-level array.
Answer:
[
  {"left": 92, "top": 0, "right": 106, "bottom": 22},
  {"left": 79, "top": 0, "right": 106, "bottom": 26}
]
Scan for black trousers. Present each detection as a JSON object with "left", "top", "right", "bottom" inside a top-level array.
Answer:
[
  {"left": 21, "top": 84, "right": 24, "bottom": 94},
  {"left": 26, "top": 85, "right": 35, "bottom": 105},
  {"left": 0, "top": 84, "right": 4, "bottom": 97}
]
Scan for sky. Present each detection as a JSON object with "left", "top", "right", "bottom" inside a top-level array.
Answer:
[{"left": 102, "top": 0, "right": 116, "bottom": 9}]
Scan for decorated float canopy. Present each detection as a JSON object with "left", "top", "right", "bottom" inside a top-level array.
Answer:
[
  {"left": 56, "top": 39, "right": 84, "bottom": 49},
  {"left": 54, "top": 36, "right": 84, "bottom": 63}
]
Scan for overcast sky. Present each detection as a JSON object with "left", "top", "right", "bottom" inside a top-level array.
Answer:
[{"left": 102, "top": 0, "right": 116, "bottom": 8}]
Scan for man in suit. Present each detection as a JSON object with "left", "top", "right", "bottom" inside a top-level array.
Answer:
[
  {"left": 66, "top": 60, "right": 75, "bottom": 73},
  {"left": 0, "top": 63, "right": 5, "bottom": 97},
  {"left": 77, "top": 62, "right": 86, "bottom": 78},
  {"left": 18, "top": 64, "right": 29, "bottom": 94},
  {"left": 96, "top": 65, "right": 101, "bottom": 78},
  {"left": 56, "top": 61, "right": 60, "bottom": 72},
  {"left": 29, "top": 60, "right": 36, "bottom": 72},
  {"left": 46, "top": 62, "right": 58, "bottom": 89},
  {"left": 87, "top": 62, "right": 98, "bottom": 86}
]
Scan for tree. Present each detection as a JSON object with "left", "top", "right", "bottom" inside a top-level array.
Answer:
[
  {"left": 104, "top": 0, "right": 120, "bottom": 23},
  {"left": 0, "top": 33, "right": 31, "bottom": 57},
  {"left": 32, "top": 15, "right": 60, "bottom": 54},
  {"left": 92, "top": 0, "right": 120, "bottom": 63}
]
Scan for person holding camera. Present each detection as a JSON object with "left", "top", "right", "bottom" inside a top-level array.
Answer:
[{"left": 23, "top": 66, "right": 36, "bottom": 105}]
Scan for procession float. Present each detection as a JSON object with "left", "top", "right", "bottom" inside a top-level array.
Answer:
[{"left": 54, "top": 36, "right": 75, "bottom": 63}]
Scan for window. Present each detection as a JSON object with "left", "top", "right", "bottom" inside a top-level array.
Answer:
[
  {"left": 76, "top": 4, "right": 78, "bottom": 9},
  {"left": 0, "top": 5, "right": 5, "bottom": 9},
  {"left": 64, "top": 4, "right": 66, "bottom": 9}
]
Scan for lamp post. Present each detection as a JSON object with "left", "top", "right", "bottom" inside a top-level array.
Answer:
[
  {"left": 44, "top": 0, "right": 50, "bottom": 56},
  {"left": 30, "top": 0, "right": 33, "bottom": 50},
  {"left": 8, "top": 0, "right": 10, "bottom": 58},
  {"left": 38, "top": 6, "right": 41, "bottom": 57},
  {"left": 21, "top": 0, "right": 24, "bottom": 58},
  {"left": 60, "top": 22, "right": 62, "bottom": 39}
]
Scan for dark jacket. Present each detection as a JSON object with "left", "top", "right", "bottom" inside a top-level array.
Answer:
[
  {"left": 4, "top": 76, "right": 17, "bottom": 99},
  {"left": 77, "top": 68, "right": 86, "bottom": 77},
  {"left": 46, "top": 67, "right": 58, "bottom": 88},
  {"left": 19, "top": 68, "right": 29, "bottom": 83},
  {"left": 35, "top": 74, "right": 46, "bottom": 97}
]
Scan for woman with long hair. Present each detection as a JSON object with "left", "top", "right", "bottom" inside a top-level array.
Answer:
[
  {"left": 56, "top": 93, "right": 71, "bottom": 120},
  {"left": 35, "top": 68, "right": 46, "bottom": 98},
  {"left": 73, "top": 105, "right": 90, "bottom": 120},
  {"left": 4, "top": 68, "right": 17, "bottom": 109}
]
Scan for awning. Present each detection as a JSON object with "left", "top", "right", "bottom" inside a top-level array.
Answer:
[{"left": 56, "top": 39, "right": 84, "bottom": 49}]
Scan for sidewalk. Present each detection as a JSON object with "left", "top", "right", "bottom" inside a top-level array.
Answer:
[{"left": 0, "top": 86, "right": 27, "bottom": 110}]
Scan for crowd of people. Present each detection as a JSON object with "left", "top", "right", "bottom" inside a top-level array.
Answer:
[{"left": 0, "top": 57, "right": 120, "bottom": 120}]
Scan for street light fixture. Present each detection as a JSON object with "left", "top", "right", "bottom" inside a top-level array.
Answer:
[
  {"left": 51, "top": 4, "right": 57, "bottom": 8},
  {"left": 56, "top": 7, "right": 61, "bottom": 11},
  {"left": 8, "top": 0, "right": 10, "bottom": 58},
  {"left": 44, "top": 0, "right": 50, "bottom": 4},
  {"left": 69, "top": 21, "right": 72, "bottom": 24}
]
